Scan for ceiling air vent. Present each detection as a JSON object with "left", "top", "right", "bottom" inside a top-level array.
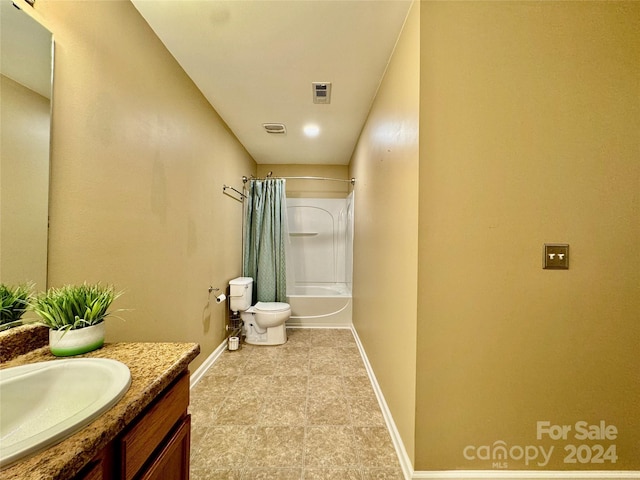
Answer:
[
  {"left": 312, "top": 82, "right": 331, "bottom": 104},
  {"left": 262, "top": 123, "right": 286, "bottom": 134}
]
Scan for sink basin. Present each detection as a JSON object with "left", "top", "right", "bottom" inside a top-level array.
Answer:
[{"left": 0, "top": 358, "right": 131, "bottom": 467}]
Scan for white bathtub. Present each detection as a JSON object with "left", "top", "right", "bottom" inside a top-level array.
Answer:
[{"left": 286, "top": 283, "right": 352, "bottom": 327}]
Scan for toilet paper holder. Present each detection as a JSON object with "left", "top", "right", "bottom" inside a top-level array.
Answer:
[{"left": 208, "top": 286, "right": 226, "bottom": 304}]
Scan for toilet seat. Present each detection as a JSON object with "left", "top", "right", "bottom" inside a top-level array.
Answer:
[{"left": 254, "top": 301, "right": 290, "bottom": 313}]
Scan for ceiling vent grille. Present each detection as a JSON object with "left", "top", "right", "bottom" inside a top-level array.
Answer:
[
  {"left": 262, "top": 123, "right": 286, "bottom": 134},
  {"left": 312, "top": 82, "right": 331, "bottom": 104}
]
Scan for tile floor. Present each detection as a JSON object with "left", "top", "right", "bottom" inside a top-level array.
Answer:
[{"left": 189, "top": 328, "right": 404, "bottom": 480}]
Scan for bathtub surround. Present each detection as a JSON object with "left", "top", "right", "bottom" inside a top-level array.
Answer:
[
  {"left": 284, "top": 196, "right": 355, "bottom": 327},
  {"left": 286, "top": 197, "right": 354, "bottom": 288},
  {"left": 287, "top": 283, "right": 352, "bottom": 327}
]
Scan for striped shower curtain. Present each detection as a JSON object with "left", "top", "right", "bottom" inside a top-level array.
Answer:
[{"left": 242, "top": 178, "right": 288, "bottom": 303}]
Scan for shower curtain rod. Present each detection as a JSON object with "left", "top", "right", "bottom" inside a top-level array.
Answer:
[{"left": 242, "top": 175, "right": 356, "bottom": 185}]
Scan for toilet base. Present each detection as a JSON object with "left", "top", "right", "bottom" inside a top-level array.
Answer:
[{"left": 244, "top": 322, "right": 287, "bottom": 346}]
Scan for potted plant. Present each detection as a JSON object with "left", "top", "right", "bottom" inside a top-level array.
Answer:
[
  {"left": 0, "top": 283, "right": 33, "bottom": 331},
  {"left": 31, "top": 283, "right": 122, "bottom": 356}
]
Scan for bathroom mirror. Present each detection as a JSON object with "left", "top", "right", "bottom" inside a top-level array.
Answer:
[{"left": 0, "top": 0, "right": 53, "bottom": 326}]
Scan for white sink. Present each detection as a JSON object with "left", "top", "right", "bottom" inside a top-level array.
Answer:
[{"left": 0, "top": 358, "right": 131, "bottom": 467}]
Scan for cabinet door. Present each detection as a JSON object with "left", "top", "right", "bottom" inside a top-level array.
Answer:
[
  {"left": 120, "top": 374, "right": 190, "bottom": 480},
  {"left": 76, "top": 462, "right": 102, "bottom": 480},
  {"left": 138, "top": 415, "right": 191, "bottom": 480}
]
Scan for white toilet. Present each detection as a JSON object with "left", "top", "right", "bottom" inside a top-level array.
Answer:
[{"left": 229, "top": 277, "right": 289, "bottom": 346}]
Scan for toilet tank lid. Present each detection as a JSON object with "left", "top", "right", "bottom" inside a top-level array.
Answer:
[
  {"left": 254, "top": 301, "right": 290, "bottom": 312},
  {"left": 229, "top": 277, "right": 253, "bottom": 286}
]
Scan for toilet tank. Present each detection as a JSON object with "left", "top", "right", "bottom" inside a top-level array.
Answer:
[{"left": 229, "top": 277, "right": 253, "bottom": 312}]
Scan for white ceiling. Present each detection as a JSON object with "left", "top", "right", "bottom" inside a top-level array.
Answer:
[{"left": 131, "top": 0, "right": 411, "bottom": 165}]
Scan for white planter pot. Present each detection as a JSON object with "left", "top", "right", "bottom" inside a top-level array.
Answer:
[{"left": 49, "top": 322, "right": 105, "bottom": 357}]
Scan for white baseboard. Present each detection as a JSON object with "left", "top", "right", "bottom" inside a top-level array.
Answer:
[
  {"left": 189, "top": 338, "right": 228, "bottom": 389},
  {"left": 350, "top": 327, "right": 639, "bottom": 480},
  {"left": 350, "top": 326, "right": 415, "bottom": 480}
]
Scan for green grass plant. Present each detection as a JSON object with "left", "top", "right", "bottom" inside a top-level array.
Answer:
[
  {"left": 32, "top": 283, "right": 122, "bottom": 331},
  {"left": 0, "top": 283, "right": 34, "bottom": 328}
]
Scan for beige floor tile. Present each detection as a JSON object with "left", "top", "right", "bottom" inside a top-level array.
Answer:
[
  {"left": 340, "top": 357, "right": 368, "bottom": 376},
  {"left": 335, "top": 345, "right": 361, "bottom": 357},
  {"left": 265, "top": 375, "right": 309, "bottom": 397},
  {"left": 190, "top": 468, "right": 242, "bottom": 479},
  {"left": 309, "top": 356, "right": 342, "bottom": 375},
  {"left": 307, "top": 396, "right": 351, "bottom": 425},
  {"left": 353, "top": 427, "right": 399, "bottom": 467},
  {"left": 252, "top": 344, "right": 289, "bottom": 358},
  {"left": 215, "top": 395, "right": 263, "bottom": 425},
  {"left": 307, "top": 375, "right": 343, "bottom": 398},
  {"left": 304, "top": 467, "right": 363, "bottom": 479},
  {"left": 243, "top": 357, "right": 278, "bottom": 375},
  {"left": 343, "top": 376, "right": 374, "bottom": 397},
  {"left": 304, "top": 426, "right": 358, "bottom": 468},
  {"left": 273, "top": 359, "right": 310, "bottom": 376},
  {"left": 192, "top": 426, "right": 255, "bottom": 469},
  {"left": 272, "top": 346, "right": 309, "bottom": 363},
  {"left": 245, "top": 426, "right": 305, "bottom": 467},
  {"left": 241, "top": 467, "right": 303, "bottom": 479},
  {"left": 361, "top": 467, "right": 405, "bottom": 480},
  {"left": 190, "top": 425, "right": 209, "bottom": 448},
  {"left": 259, "top": 396, "right": 307, "bottom": 426},
  {"left": 310, "top": 329, "right": 354, "bottom": 347},
  {"left": 195, "top": 375, "right": 238, "bottom": 397},
  {"left": 208, "top": 353, "right": 249, "bottom": 375},
  {"left": 309, "top": 346, "right": 343, "bottom": 360},
  {"left": 308, "top": 332, "right": 336, "bottom": 347},
  {"left": 347, "top": 396, "right": 386, "bottom": 427},
  {"left": 283, "top": 328, "right": 313, "bottom": 345},
  {"left": 189, "top": 329, "right": 404, "bottom": 479},
  {"left": 190, "top": 394, "right": 226, "bottom": 425},
  {"left": 233, "top": 374, "right": 271, "bottom": 397}
]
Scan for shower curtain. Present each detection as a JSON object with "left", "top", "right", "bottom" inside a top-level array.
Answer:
[{"left": 242, "top": 178, "right": 288, "bottom": 303}]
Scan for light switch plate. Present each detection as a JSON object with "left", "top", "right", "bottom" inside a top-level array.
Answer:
[{"left": 543, "top": 244, "right": 569, "bottom": 269}]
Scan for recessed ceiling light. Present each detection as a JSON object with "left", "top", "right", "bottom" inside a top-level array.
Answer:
[{"left": 303, "top": 124, "right": 320, "bottom": 137}]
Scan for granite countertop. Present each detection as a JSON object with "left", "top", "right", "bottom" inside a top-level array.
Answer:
[{"left": 0, "top": 327, "right": 200, "bottom": 480}]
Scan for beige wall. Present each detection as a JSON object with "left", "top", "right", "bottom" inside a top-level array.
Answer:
[
  {"left": 257, "top": 164, "right": 350, "bottom": 198},
  {"left": 24, "top": 0, "right": 255, "bottom": 371},
  {"left": 0, "top": 75, "right": 50, "bottom": 292},
  {"left": 415, "top": 0, "right": 639, "bottom": 471},
  {"left": 350, "top": 0, "right": 639, "bottom": 473},
  {"left": 349, "top": 1, "right": 420, "bottom": 466}
]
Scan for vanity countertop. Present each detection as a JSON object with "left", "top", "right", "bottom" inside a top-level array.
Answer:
[{"left": 0, "top": 339, "right": 200, "bottom": 480}]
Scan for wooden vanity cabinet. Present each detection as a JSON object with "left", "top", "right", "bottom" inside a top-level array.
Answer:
[{"left": 74, "top": 372, "right": 191, "bottom": 480}]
